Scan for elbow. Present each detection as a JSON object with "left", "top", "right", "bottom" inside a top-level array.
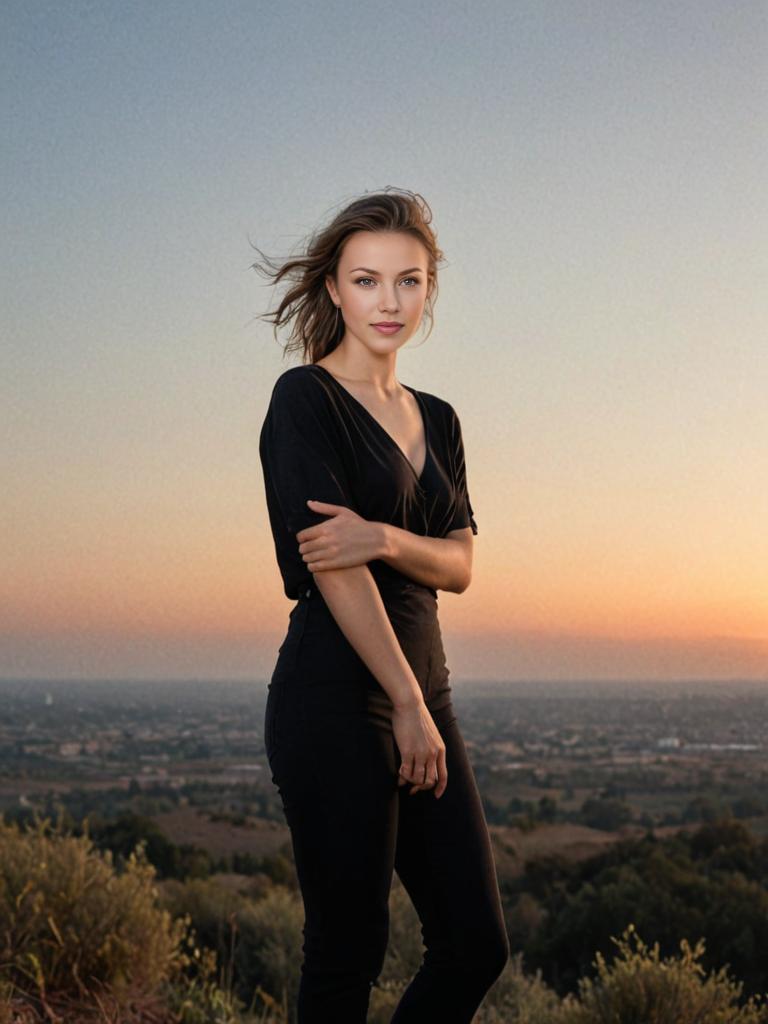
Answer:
[
  {"left": 444, "top": 535, "right": 474, "bottom": 594},
  {"left": 450, "top": 548, "right": 474, "bottom": 594},
  {"left": 459, "top": 550, "right": 474, "bottom": 593},
  {"left": 455, "top": 570, "right": 472, "bottom": 594}
]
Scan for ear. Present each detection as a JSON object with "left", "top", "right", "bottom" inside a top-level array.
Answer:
[{"left": 325, "top": 274, "right": 340, "bottom": 306}]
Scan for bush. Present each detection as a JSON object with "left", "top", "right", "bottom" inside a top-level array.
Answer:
[
  {"left": 559, "top": 924, "right": 768, "bottom": 1024},
  {"left": 0, "top": 815, "right": 242, "bottom": 1023},
  {"left": 524, "top": 823, "right": 768, "bottom": 997},
  {"left": 581, "top": 796, "right": 632, "bottom": 831},
  {"left": 159, "top": 875, "right": 304, "bottom": 1017},
  {"left": 473, "top": 952, "right": 562, "bottom": 1023}
]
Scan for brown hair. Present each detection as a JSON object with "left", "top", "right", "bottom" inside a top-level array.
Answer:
[{"left": 250, "top": 187, "right": 445, "bottom": 364}]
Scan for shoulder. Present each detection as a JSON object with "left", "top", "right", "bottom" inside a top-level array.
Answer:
[
  {"left": 413, "top": 386, "right": 462, "bottom": 434},
  {"left": 268, "top": 364, "right": 333, "bottom": 412},
  {"left": 271, "top": 364, "right": 323, "bottom": 399},
  {"left": 409, "top": 385, "right": 451, "bottom": 416},
  {"left": 265, "top": 365, "right": 344, "bottom": 441}
]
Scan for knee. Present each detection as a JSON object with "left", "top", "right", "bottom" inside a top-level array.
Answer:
[
  {"left": 466, "top": 926, "right": 511, "bottom": 987},
  {"left": 304, "top": 916, "right": 389, "bottom": 981},
  {"left": 489, "top": 928, "right": 512, "bottom": 981}
]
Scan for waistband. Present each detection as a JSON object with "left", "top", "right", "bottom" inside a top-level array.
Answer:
[{"left": 296, "top": 579, "right": 437, "bottom": 604}]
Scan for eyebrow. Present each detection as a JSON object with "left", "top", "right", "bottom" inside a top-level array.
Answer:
[{"left": 348, "top": 266, "right": 424, "bottom": 275}]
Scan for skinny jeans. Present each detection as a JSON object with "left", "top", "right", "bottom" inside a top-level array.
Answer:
[{"left": 264, "top": 580, "right": 510, "bottom": 1022}]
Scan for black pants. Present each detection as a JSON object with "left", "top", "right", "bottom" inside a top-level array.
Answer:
[{"left": 265, "top": 582, "right": 510, "bottom": 1022}]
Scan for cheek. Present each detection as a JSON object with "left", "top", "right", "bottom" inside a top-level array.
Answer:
[
  {"left": 342, "top": 288, "right": 370, "bottom": 315},
  {"left": 404, "top": 290, "right": 427, "bottom": 314}
]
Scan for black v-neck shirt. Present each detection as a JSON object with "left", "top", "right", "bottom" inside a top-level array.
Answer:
[{"left": 259, "top": 363, "right": 477, "bottom": 601}]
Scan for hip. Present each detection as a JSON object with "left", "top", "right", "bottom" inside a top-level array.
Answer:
[{"left": 269, "top": 579, "right": 452, "bottom": 711}]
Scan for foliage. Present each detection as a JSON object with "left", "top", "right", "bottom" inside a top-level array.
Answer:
[
  {"left": 87, "top": 811, "right": 214, "bottom": 880},
  {"left": 473, "top": 952, "right": 562, "bottom": 1023},
  {"left": 580, "top": 796, "right": 632, "bottom": 831},
  {"left": 159, "top": 876, "right": 304, "bottom": 1018},
  {"left": 523, "top": 820, "right": 768, "bottom": 997},
  {"left": 558, "top": 925, "right": 768, "bottom": 1023},
  {"left": 6, "top": 811, "right": 768, "bottom": 1022},
  {"left": 0, "top": 815, "right": 243, "bottom": 1023}
]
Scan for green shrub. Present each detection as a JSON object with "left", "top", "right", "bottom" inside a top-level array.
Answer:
[
  {"left": 0, "top": 816, "right": 242, "bottom": 1023},
  {"left": 159, "top": 875, "right": 304, "bottom": 1017},
  {"left": 524, "top": 823, "right": 768, "bottom": 996},
  {"left": 473, "top": 952, "right": 562, "bottom": 1023},
  {"left": 559, "top": 924, "right": 768, "bottom": 1024}
]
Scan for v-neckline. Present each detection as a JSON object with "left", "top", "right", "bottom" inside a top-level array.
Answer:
[{"left": 310, "top": 363, "right": 430, "bottom": 487}]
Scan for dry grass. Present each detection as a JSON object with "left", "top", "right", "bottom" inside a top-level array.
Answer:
[
  {"left": 149, "top": 808, "right": 288, "bottom": 860},
  {"left": 0, "top": 815, "right": 245, "bottom": 1023}
]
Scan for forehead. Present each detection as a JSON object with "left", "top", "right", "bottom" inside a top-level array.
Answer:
[{"left": 339, "top": 230, "right": 428, "bottom": 269}]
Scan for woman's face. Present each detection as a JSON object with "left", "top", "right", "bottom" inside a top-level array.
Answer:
[{"left": 326, "top": 230, "right": 430, "bottom": 354}]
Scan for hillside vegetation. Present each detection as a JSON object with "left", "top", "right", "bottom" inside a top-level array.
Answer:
[{"left": 2, "top": 816, "right": 768, "bottom": 1023}]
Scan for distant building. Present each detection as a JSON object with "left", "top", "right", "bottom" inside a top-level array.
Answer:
[{"left": 657, "top": 736, "right": 681, "bottom": 749}]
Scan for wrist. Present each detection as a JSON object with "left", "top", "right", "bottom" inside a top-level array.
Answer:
[
  {"left": 392, "top": 688, "right": 425, "bottom": 712},
  {"left": 377, "top": 522, "right": 397, "bottom": 560}
]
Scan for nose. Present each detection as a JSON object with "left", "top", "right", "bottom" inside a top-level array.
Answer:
[{"left": 378, "top": 285, "right": 399, "bottom": 313}]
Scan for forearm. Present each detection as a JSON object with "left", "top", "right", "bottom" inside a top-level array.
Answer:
[
  {"left": 311, "top": 565, "right": 425, "bottom": 710},
  {"left": 375, "top": 523, "right": 470, "bottom": 593}
]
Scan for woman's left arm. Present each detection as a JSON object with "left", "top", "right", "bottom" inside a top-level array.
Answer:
[
  {"left": 297, "top": 500, "right": 473, "bottom": 593},
  {"left": 377, "top": 523, "right": 473, "bottom": 593}
]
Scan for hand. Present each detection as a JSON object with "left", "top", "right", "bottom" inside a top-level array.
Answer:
[
  {"left": 391, "top": 699, "right": 448, "bottom": 799},
  {"left": 297, "top": 501, "right": 385, "bottom": 572}
]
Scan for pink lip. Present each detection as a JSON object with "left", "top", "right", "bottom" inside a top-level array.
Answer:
[{"left": 372, "top": 323, "right": 403, "bottom": 333}]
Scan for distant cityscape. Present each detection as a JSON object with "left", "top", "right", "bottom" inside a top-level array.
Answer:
[{"left": 3, "top": 677, "right": 768, "bottom": 834}]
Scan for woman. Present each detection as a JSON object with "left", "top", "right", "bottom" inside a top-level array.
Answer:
[{"left": 255, "top": 188, "right": 509, "bottom": 1022}]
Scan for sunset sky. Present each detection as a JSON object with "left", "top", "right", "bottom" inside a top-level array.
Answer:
[{"left": 3, "top": 2, "right": 766, "bottom": 683}]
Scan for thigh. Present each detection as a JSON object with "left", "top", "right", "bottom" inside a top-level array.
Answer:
[
  {"left": 268, "top": 624, "right": 401, "bottom": 947},
  {"left": 292, "top": 691, "right": 400, "bottom": 918},
  {"left": 393, "top": 709, "right": 507, "bottom": 959}
]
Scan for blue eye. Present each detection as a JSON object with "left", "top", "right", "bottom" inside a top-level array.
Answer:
[{"left": 353, "top": 277, "right": 420, "bottom": 287}]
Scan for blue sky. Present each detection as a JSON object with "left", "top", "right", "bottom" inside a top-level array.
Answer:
[{"left": 3, "top": 1, "right": 766, "bottom": 681}]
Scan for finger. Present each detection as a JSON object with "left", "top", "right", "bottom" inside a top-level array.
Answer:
[
  {"left": 398, "top": 758, "right": 413, "bottom": 787},
  {"left": 408, "top": 761, "right": 430, "bottom": 796},
  {"left": 410, "top": 782, "right": 436, "bottom": 795},
  {"left": 404, "top": 759, "right": 421, "bottom": 794},
  {"left": 299, "top": 542, "right": 321, "bottom": 567},
  {"left": 413, "top": 759, "right": 437, "bottom": 790},
  {"left": 306, "top": 499, "right": 343, "bottom": 511},
  {"left": 434, "top": 747, "right": 448, "bottom": 799}
]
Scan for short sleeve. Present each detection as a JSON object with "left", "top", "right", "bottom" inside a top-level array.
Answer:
[
  {"left": 259, "top": 369, "right": 359, "bottom": 536},
  {"left": 445, "top": 404, "right": 478, "bottom": 535}
]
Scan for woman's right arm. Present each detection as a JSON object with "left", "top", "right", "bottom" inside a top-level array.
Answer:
[{"left": 311, "top": 564, "right": 448, "bottom": 799}]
